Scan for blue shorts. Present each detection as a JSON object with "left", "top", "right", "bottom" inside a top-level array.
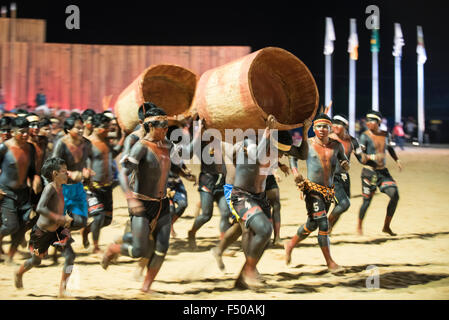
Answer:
[
  {"left": 224, "top": 184, "right": 233, "bottom": 211},
  {"left": 62, "top": 182, "right": 88, "bottom": 218}
]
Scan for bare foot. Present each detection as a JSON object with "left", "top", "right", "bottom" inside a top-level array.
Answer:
[
  {"left": 92, "top": 247, "right": 103, "bottom": 254},
  {"left": 101, "top": 248, "right": 117, "bottom": 270},
  {"left": 210, "top": 247, "right": 225, "bottom": 272},
  {"left": 328, "top": 262, "right": 345, "bottom": 274},
  {"left": 382, "top": 226, "right": 397, "bottom": 236},
  {"left": 283, "top": 240, "right": 292, "bottom": 265},
  {"left": 272, "top": 237, "right": 282, "bottom": 246},
  {"left": 14, "top": 270, "right": 23, "bottom": 289},
  {"left": 170, "top": 228, "right": 177, "bottom": 239},
  {"left": 241, "top": 271, "right": 264, "bottom": 290},
  {"left": 356, "top": 227, "right": 363, "bottom": 236},
  {"left": 187, "top": 230, "right": 197, "bottom": 250}
]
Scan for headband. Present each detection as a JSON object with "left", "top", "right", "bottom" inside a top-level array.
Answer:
[
  {"left": 366, "top": 114, "right": 381, "bottom": 122},
  {"left": 314, "top": 119, "right": 332, "bottom": 127},
  {"left": 333, "top": 115, "right": 349, "bottom": 126},
  {"left": 50, "top": 118, "right": 60, "bottom": 124},
  {"left": 26, "top": 115, "right": 40, "bottom": 123},
  {"left": 271, "top": 136, "right": 291, "bottom": 152}
]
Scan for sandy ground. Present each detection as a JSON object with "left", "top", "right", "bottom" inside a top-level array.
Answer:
[{"left": 1, "top": 147, "right": 449, "bottom": 300}]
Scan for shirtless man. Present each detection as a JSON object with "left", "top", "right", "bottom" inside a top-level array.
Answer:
[
  {"left": 53, "top": 115, "right": 94, "bottom": 233},
  {"left": 285, "top": 113, "right": 349, "bottom": 273},
  {"left": 101, "top": 106, "right": 177, "bottom": 294},
  {"left": 211, "top": 120, "right": 311, "bottom": 273},
  {"left": 327, "top": 114, "right": 366, "bottom": 232},
  {"left": 81, "top": 109, "right": 96, "bottom": 139},
  {"left": 357, "top": 110, "right": 402, "bottom": 236},
  {"left": 0, "top": 117, "right": 41, "bottom": 262},
  {"left": 83, "top": 113, "right": 125, "bottom": 253},
  {"left": 187, "top": 131, "right": 231, "bottom": 249},
  {"left": 229, "top": 116, "right": 309, "bottom": 289},
  {"left": 14, "top": 157, "right": 74, "bottom": 297},
  {"left": 0, "top": 116, "right": 12, "bottom": 143}
]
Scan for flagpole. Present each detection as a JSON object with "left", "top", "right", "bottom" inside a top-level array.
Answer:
[
  {"left": 324, "top": 17, "right": 335, "bottom": 117},
  {"left": 325, "top": 54, "right": 332, "bottom": 116},
  {"left": 348, "top": 18, "right": 358, "bottom": 137},
  {"left": 417, "top": 26, "right": 426, "bottom": 145},
  {"left": 371, "top": 26, "right": 380, "bottom": 112},
  {"left": 393, "top": 23, "right": 404, "bottom": 124}
]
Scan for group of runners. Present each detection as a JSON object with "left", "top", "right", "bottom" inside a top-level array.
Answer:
[{"left": 0, "top": 102, "right": 403, "bottom": 295}]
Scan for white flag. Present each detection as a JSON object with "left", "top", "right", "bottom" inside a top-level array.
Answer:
[
  {"left": 348, "top": 19, "right": 359, "bottom": 60},
  {"left": 417, "top": 26, "right": 427, "bottom": 64},
  {"left": 393, "top": 23, "right": 405, "bottom": 57},
  {"left": 324, "top": 17, "right": 336, "bottom": 55}
]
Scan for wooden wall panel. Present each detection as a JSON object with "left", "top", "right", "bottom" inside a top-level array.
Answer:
[{"left": 0, "top": 43, "right": 251, "bottom": 111}]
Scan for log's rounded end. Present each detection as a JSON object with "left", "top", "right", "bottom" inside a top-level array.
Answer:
[
  {"left": 115, "top": 64, "right": 198, "bottom": 133},
  {"left": 248, "top": 47, "right": 319, "bottom": 129}
]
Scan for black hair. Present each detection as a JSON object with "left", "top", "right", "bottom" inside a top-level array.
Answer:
[
  {"left": 92, "top": 113, "right": 111, "bottom": 128},
  {"left": 138, "top": 102, "right": 158, "bottom": 121},
  {"left": 143, "top": 105, "right": 167, "bottom": 133},
  {"left": 11, "top": 117, "right": 30, "bottom": 129},
  {"left": 167, "top": 125, "right": 182, "bottom": 143},
  {"left": 314, "top": 113, "right": 332, "bottom": 122},
  {"left": 70, "top": 112, "right": 81, "bottom": 118},
  {"left": 15, "top": 108, "right": 29, "bottom": 116},
  {"left": 42, "top": 157, "right": 66, "bottom": 182},
  {"left": 39, "top": 117, "right": 52, "bottom": 128},
  {"left": 81, "top": 109, "right": 96, "bottom": 122},
  {"left": 63, "top": 115, "right": 83, "bottom": 134},
  {"left": 0, "top": 116, "right": 12, "bottom": 130},
  {"left": 277, "top": 130, "right": 293, "bottom": 150}
]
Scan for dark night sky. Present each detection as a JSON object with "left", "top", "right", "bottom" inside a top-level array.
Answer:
[{"left": 6, "top": 0, "right": 449, "bottom": 122}]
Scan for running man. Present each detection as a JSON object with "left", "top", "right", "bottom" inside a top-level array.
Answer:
[
  {"left": 101, "top": 106, "right": 177, "bottom": 294},
  {"left": 357, "top": 110, "right": 403, "bottom": 236},
  {"left": 0, "top": 117, "right": 41, "bottom": 262},
  {"left": 285, "top": 113, "right": 349, "bottom": 273},
  {"left": 327, "top": 114, "right": 366, "bottom": 233},
  {"left": 83, "top": 113, "right": 125, "bottom": 253}
]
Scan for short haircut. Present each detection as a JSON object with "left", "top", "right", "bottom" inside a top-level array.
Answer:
[
  {"left": 42, "top": 157, "right": 66, "bottom": 182},
  {"left": 138, "top": 102, "right": 159, "bottom": 121},
  {"left": 0, "top": 116, "right": 12, "bottom": 130},
  {"left": 81, "top": 109, "right": 96, "bottom": 122},
  {"left": 70, "top": 112, "right": 81, "bottom": 119},
  {"left": 63, "top": 115, "right": 83, "bottom": 134},
  {"left": 15, "top": 108, "right": 29, "bottom": 116},
  {"left": 39, "top": 117, "right": 52, "bottom": 128},
  {"left": 92, "top": 113, "right": 111, "bottom": 128},
  {"left": 366, "top": 110, "right": 382, "bottom": 122},
  {"left": 11, "top": 117, "right": 30, "bottom": 129}
]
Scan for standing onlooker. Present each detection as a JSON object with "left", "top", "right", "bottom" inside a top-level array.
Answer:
[
  {"left": 392, "top": 122, "right": 406, "bottom": 150},
  {"left": 405, "top": 117, "right": 417, "bottom": 142},
  {"left": 0, "top": 87, "right": 6, "bottom": 112},
  {"left": 35, "top": 88, "right": 47, "bottom": 107}
]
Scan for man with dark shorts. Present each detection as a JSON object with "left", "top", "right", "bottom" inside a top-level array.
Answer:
[
  {"left": 230, "top": 116, "right": 309, "bottom": 289},
  {"left": 357, "top": 110, "right": 403, "bottom": 236},
  {"left": 285, "top": 113, "right": 349, "bottom": 273},
  {"left": 101, "top": 106, "right": 177, "bottom": 294},
  {"left": 83, "top": 113, "right": 125, "bottom": 253},
  {"left": 0, "top": 117, "right": 41, "bottom": 262},
  {"left": 14, "top": 157, "right": 74, "bottom": 297},
  {"left": 187, "top": 126, "right": 231, "bottom": 249},
  {"left": 327, "top": 114, "right": 366, "bottom": 233}
]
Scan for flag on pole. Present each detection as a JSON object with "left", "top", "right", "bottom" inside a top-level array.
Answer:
[
  {"left": 324, "top": 17, "right": 336, "bottom": 55},
  {"left": 371, "top": 28, "right": 380, "bottom": 53},
  {"left": 393, "top": 23, "right": 404, "bottom": 57},
  {"left": 417, "top": 26, "right": 427, "bottom": 64},
  {"left": 348, "top": 19, "right": 358, "bottom": 60}
]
